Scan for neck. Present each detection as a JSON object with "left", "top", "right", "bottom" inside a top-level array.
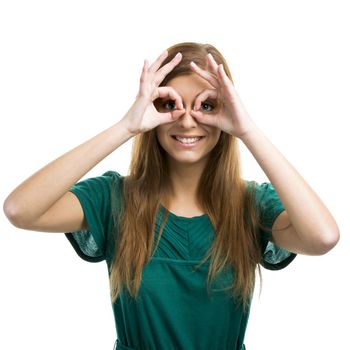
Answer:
[{"left": 165, "top": 160, "right": 205, "bottom": 202}]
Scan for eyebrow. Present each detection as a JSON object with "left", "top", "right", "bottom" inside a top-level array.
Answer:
[{"left": 162, "top": 92, "right": 215, "bottom": 102}]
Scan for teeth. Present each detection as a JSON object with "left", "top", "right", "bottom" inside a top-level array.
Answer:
[{"left": 175, "top": 136, "right": 201, "bottom": 143}]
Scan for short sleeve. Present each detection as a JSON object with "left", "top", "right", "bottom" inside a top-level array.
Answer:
[
  {"left": 64, "top": 170, "right": 123, "bottom": 263},
  {"left": 253, "top": 181, "right": 297, "bottom": 270}
]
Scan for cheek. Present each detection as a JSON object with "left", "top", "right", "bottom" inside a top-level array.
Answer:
[
  {"left": 209, "top": 128, "right": 221, "bottom": 140},
  {"left": 155, "top": 127, "right": 171, "bottom": 148},
  {"left": 155, "top": 126, "right": 165, "bottom": 140},
  {"left": 210, "top": 131, "right": 222, "bottom": 148}
]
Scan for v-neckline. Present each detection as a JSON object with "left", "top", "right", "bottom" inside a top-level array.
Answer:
[{"left": 159, "top": 204, "right": 208, "bottom": 220}]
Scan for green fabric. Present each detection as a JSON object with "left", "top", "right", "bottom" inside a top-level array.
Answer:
[{"left": 65, "top": 171, "right": 296, "bottom": 350}]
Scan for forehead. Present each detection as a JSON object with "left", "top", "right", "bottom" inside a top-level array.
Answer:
[{"left": 165, "top": 74, "right": 213, "bottom": 99}]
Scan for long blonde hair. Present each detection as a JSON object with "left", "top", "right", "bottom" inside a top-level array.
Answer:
[{"left": 109, "top": 42, "right": 269, "bottom": 311}]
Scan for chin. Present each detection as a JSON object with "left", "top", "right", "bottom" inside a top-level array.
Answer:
[{"left": 168, "top": 152, "right": 209, "bottom": 164}]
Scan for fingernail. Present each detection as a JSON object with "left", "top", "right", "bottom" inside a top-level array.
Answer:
[{"left": 175, "top": 52, "right": 182, "bottom": 58}]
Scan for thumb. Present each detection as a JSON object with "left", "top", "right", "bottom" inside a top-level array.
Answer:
[
  {"left": 190, "top": 110, "right": 216, "bottom": 127},
  {"left": 158, "top": 109, "right": 184, "bottom": 124}
]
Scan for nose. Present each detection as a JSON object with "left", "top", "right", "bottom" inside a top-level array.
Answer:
[{"left": 177, "top": 108, "right": 199, "bottom": 128}]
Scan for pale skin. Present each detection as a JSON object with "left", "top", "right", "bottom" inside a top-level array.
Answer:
[
  {"left": 155, "top": 74, "right": 222, "bottom": 215},
  {"left": 2, "top": 48, "right": 340, "bottom": 256},
  {"left": 157, "top": 53, "right": 340, "bottom": 256}
]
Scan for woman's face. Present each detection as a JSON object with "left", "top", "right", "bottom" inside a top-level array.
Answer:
[{"left": 155, "top": 73, "right": 222, "bottom": 167}]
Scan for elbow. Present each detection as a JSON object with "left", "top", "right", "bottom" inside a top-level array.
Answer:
[
  {"left": 3, "top": 198, "right": 16, "bottom": 221},
  {"left": 3, "top": 199, "right": 24, "bottom": 228},
  {"left": 314, "top": 228, "right": 340, "bottom": 255}
]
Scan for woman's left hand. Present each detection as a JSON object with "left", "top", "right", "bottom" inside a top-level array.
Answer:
[{"left": 189, "top": 53, "right": 257, "bottom": 138}]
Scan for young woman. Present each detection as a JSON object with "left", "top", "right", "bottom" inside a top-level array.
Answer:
[{"left": 3, "top": 42, "right": 340, "bottom": 350}]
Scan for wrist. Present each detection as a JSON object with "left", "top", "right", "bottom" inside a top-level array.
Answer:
[
  {"left": 117, "top": 119, "right": 138, "bottom": 138},
  {"left": 237, "top": 124, "right": 261, "bottom": 142}
]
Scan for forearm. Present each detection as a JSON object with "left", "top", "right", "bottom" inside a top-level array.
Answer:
[
  {"left": 3, "top": 119, "right": 134, "bottom": 223},
  {"left": 239, "top": 126, "right": 339, "bottom": 244}
]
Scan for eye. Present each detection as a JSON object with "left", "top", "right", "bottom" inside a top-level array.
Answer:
[
  {"left": 161, "top": 100, "right": 216, "bottom": 111},
  {"left": 162, "top": 100, "right": 177, "bottom": 110},
  {"left": 201, "top": 101, "right": 215, "bottom": 112}
]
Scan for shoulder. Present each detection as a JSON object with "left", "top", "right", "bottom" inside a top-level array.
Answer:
[
  {"left": 243, "top": 179, "right": 277, "bottom": 199},
  {"left": 101, "top": 170, "right": 124, "bottom": 181},
  {"left": 100, "top": 170, "right": 125, "bottom": 190}
]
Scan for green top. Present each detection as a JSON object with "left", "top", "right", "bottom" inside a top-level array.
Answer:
[{"left": 65, "top": 170, "right": 296, "bottom": 350}]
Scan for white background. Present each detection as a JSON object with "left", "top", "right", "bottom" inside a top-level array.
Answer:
[{"left": 1, "top": 0, "right": 349, "bottom": 349}]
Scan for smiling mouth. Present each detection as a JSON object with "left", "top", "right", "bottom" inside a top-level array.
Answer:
[{"left": 171, "top": 135, "right": 206, "bottom": 146}]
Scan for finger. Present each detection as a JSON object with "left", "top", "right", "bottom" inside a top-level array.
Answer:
[
  {"left": 217, "top": 63, "right": 234, "bottom": 88},
  {"left": 189, "top": 61, "right": 219, "bottom": 88},
  {"left": 196, "top": 53, "right": 220, "bottom": 80},
  {"left": 158, "top": 109, "right": 184, "bottom": 125},
  {"left": 207, "top": 53, "right": 219, "bottom": 70},
  {"left": 189, "top": 109, "right": 217, "bottom": 128},
  {"left": 155, "top": 86, "right": 184, "bottom": 110},
  {"left": 193, "top": 89, "right": 218, "bottom": 111},
  {"left": 154, "top": 52, "right": 182, "bottom": 85},
  {"left": 171, "top": 109, "right": 186, "bottom": 119},
  {"left": 140, "top": 59, "right": 149, "bottom": 84},
  {"left": 148, "top": 50, "right": 169, "bottom": 73}
]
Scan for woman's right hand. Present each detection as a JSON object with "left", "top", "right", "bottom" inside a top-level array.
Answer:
[{"left": 121, "top": 50, "right": 185, "bottom": 135}]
